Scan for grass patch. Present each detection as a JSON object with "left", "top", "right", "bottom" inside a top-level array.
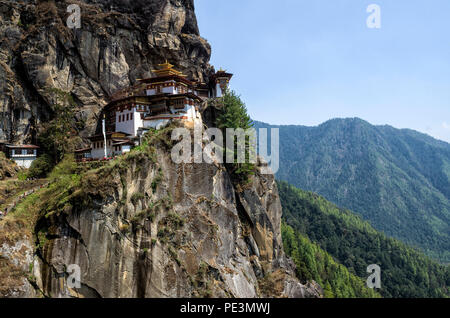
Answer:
[{"left": 131, "top": 192, "right": 145, "bottom": 206}]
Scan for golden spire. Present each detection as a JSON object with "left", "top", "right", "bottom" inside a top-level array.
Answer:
[{"left": 152, "top": 60, "right": 186, "bottom": 77}]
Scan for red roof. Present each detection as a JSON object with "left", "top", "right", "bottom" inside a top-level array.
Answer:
[
  {"left": 74, "top": 147, "right": 92, "bottom": 153},
  {"left": 211, "top": 70, "right": 233, "bottom": 81},
  {"left": 113, "top": 140, "right": 134, "bottom": 146},
  {"left": 138, "top": 74, "right": 194, "bottom": 87},
  {"left": 5, "top": 144, "right": 39, "bottom": 149},
  {"left": 88, "top": 131, "right": 131, "bottom": 141}
]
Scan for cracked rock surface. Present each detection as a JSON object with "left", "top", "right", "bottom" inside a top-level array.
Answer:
[
  {"left": 30, "top": 143, "right": 320, "bottom": 298},
  {"left": 0, "top": 0, "right": 212, "bottom": 143}
]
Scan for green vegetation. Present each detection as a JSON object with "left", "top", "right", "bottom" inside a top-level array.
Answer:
[
  {"left": 37, "top": 88, "right": 84, "bottom": 174},
  {"left": 278, "top": 181, "right": 450, "bottom": 298},
  {"left": 192, "top": 262, "right": 213, "bottom": 298},
  {"left": 27, "top": 154, "right": 54, "bottom": 179},
  {"left": 17, "top": 171, "right": 28, "bottom": 181},
  {"left": 0, "top": 152, "right": 19, "bottom": 180},
  {"left": 131, "top": 192, "right": 145, "bottom": 206},
  {"left": 282, "top": 222, "right": 379, "bottom": 298},
  {"left": 157, "top": 211, "right": 185, "bottom": 245},
  {"left": 216, "top": 90, "right": 255, "bottom": 184},
  {"left": 5, "top": 191, "right": 42, "bottom": 234},
  {"left": 151, "top": 168, "right": 163, "bottom": 192},
  {"left": 254, "top": 118, "right": 450, "bottom": 263}
]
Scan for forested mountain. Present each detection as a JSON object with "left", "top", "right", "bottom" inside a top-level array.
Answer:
[
  {"left": 282, "top": 222, "right": 380, "bottom": 298},
  {"left": 255, "top": 119, "right": 450, "bottom": 263},
  {"left": 278, "top": 181, "right": 450, "bottom": 298}
]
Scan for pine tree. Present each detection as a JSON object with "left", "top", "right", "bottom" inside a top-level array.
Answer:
[{"left": 215, "top": 90, "right": 255, "bottom": 184}]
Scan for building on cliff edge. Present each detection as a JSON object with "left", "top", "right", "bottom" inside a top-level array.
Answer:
[
  {"left": 75, "top": 62, "right": 232, "bottom": 161},
  {"left": 2, "top": 144, "right": 39, "bottom": 168}
]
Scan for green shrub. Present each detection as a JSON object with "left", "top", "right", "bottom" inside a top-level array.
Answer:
[
  {"left": 151, "top": 170, "right": 163, "bottom": 192},
  {"left": 37, "top": 88, "right": 85, "bottom": 164},
  {"left": 146, "top": 209, "right": 156, "bottom": 222},
  {"left": 18, "top": 171, "right": 28, "bottom": 181},
  {"left": 48, "top": 154, "right": 77, "bottom": 179},
  {"left": 27, "top": 154, "right": 54, "bottom": 179},
  {"left": 131, "top": 192, "right": 145, "bottom": 206}
]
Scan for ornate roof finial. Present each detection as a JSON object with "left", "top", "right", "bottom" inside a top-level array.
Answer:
[{"left": 152, "top": 60, "right": 186, "bottom": 77}]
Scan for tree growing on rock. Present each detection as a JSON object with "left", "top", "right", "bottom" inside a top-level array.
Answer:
[
  {"left": 37, "top": 88, "right": 84, "bottom": 174},
  {"left": 215, "top": 90, "right": 255, "bottom": 185}
]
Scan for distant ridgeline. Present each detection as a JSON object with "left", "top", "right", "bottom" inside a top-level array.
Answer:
[
  {"left": 254, "top": 118, "right": 450, "bottom": 263},
  {"left": 278, "top": 181, "right": 450, "bottom": 298}
]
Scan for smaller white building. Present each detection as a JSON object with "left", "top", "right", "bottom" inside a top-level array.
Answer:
[
  {"left": 5, "top": 145, "right": 39, "bottom": 168},
  {"left": 87, "top": 132, "right": 134, "bottom": 160},
  {"left": 212, "top": 68, "right": 233, "bottom": 98}
]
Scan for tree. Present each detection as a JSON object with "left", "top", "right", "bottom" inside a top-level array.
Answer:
[
  {"left": 27, "top": 154, "right": 53, "bottom": 179},
  {"left": 215, "top": 90, "right": 255, "bottom": 184},
  {"left": 278, "top": 180, "right": 450, "bottom": 298},
  {"left": 38, "top": 88, "right": 83, "bottom": 169}
]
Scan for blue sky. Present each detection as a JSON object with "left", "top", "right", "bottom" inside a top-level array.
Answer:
[{"left": 195, "top": 0, "right": 450, "bottom": 142}]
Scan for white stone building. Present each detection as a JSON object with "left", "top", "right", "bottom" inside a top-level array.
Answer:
[
  {"left": 79, "top": 62, "right": 233, "bottom": 160},
  {"left": 4, "top": 144, "right": 39, "bottom": 168}
]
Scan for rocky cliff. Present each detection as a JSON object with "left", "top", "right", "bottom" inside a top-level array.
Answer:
[
  {"left": 0, "top": 0, "right": 322, "bottom": 298},
  {"left": 0, "top": 126, "right": 321, "bottom": 298},
  {"left": 0, "top": 0, "right": 212, "bottom": 143}
]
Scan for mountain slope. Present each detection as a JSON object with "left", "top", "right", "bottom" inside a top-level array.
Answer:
[
  {"left": 278, "top": 181, "right": 450, "bottom": 298},
  {"left": 281, "top": 222, "right": 380, "bottom": 298},
  {"left": 254, "top": 118, "right": 450, "bottom": 263}
]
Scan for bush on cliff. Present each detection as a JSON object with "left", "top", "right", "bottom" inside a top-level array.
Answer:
[
  {"left": 38, "top": 88, "right": 84, "bottom": 171},
  {"left": 0, "top": 152, "right": 20, "bottom": 180},
  {"left": 27, "top": 154, "right": 54, "bottom": 179}
]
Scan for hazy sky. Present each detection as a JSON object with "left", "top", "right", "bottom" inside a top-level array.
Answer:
[{"left": 195, "top": 0, "right": 450, "bottom": 142}]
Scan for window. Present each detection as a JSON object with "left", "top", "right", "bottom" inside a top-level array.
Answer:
[
  {"left": 27, "top": 149, "right": 34, "bottom": 155},
  {"left": 126, "top": 114, "right": 129, "bottom": 121},
  {"left": 130, "top": 113, "right": 133, "bottom": 120},
  {"left": 118, "top": 115, "right": 121, "bottom": 122}
]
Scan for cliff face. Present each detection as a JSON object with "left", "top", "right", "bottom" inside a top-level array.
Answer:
[
  {"left": 27, "top": 130, "right": 319, "bottom": 298},
  {"left": 0, "top": 0, "right": 212, "bottom": 143}
]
